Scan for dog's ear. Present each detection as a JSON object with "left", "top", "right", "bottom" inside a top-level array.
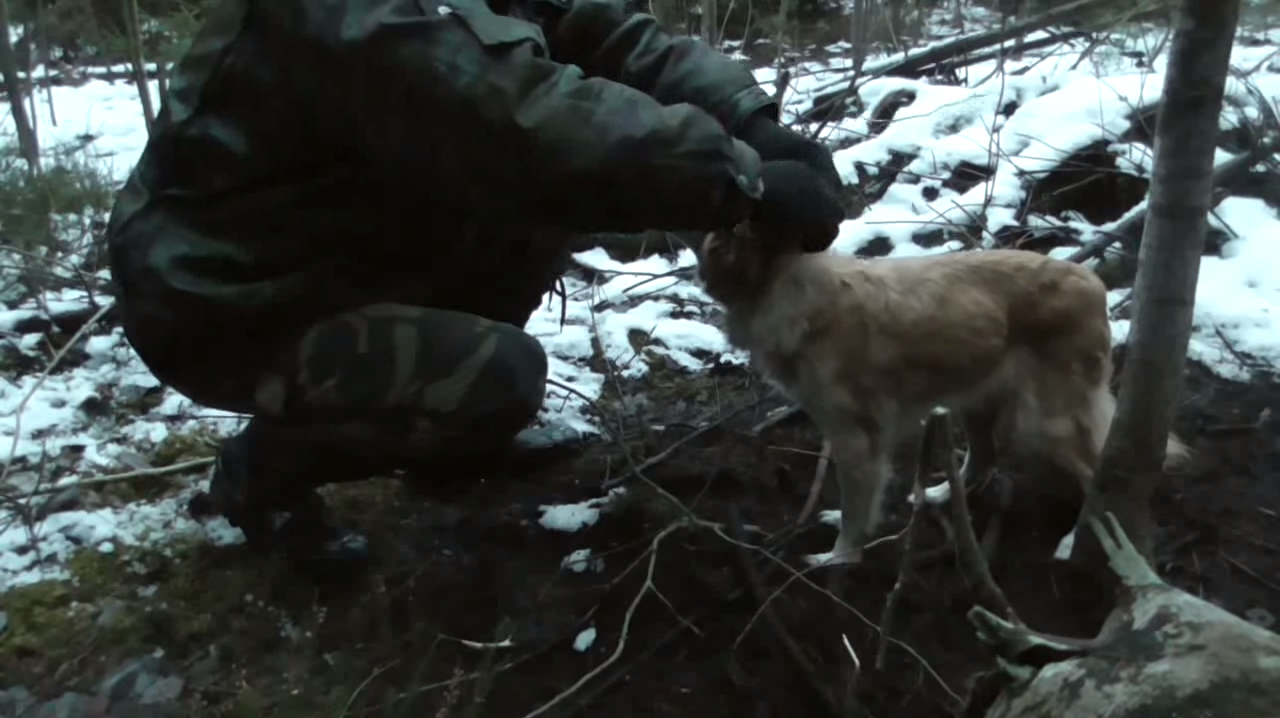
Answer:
[{"left": 701, "top": 223, "right": 752, "bottom": 261}]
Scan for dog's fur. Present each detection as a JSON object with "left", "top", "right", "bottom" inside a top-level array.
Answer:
[{"left": 697, "top": 225, "right": 1190, "bottom": 565}]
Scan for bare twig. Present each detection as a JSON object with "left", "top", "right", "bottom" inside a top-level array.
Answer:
[
  {"left": 875, "top": 412, "right": 942, "bottom": 668},
  {"left": 340, "top": 661, "right": 399, "bottom": 718},
  {"left": 795, "top": 438, "right": 832, "bottom": 527},
  {"left": 1, "top": 302, "right": 112, "bottom": 487},
  {"left": 940, "top": 411, "right": 1021, "bottom": 625},
  {"left": 727, "top": 502, "right": 850, "bottom": 717},
  {"left": 522, "top": 522, "right": 682, "bottom": 718},
  {"left": 1221, "top": 553, "right": 1280, "bottom": 595},
  {"left": 601, "top": 402, "right": 757, "bottom": 489}
]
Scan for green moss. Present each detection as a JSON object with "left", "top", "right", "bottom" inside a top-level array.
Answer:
[
  {"left": 0, "top": 538, "right": 310, "bottom": 689},
  {"left": 0, "top": 580, "right": 81, "bottom": 656},
  {"left": 151, "top": 427, "right": 221, "bottom": 467}
]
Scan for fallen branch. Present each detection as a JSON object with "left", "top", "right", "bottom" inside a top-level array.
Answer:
[
  {"left": 16, "top": 457, "right": 215, "bottom": 498},
  {"left": 799, "top": 0, "right": 1110, "bottom": 123}
]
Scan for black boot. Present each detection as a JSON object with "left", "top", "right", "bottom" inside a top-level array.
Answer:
[{"left": 188, "top": 428, "right": 372, "bottom": 580}]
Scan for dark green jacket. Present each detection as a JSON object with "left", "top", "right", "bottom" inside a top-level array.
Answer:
[{"left": 107, "top": 0, "right": 775, "bottom": 333}]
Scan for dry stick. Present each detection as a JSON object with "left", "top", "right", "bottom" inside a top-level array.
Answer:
[
  {"left": 17, "top": 457, "right": 215, "bottom": 498},
  {"left": 940, "top": 411, "right": 1022, "bottom": 626},
  {"left": 521, "top": 523, "right": 681, "bottom": 718},
  {"left": 727, "top": 503, "right": 851, "bottom": 718},
  {"left": 0, "top": 302, "right": 113, "bottom": 487},
  {"left": 875, "top": 412, "right": 942, "bottom": 669},
  {"left": 795, "top": 438, "right": 832, "bottom": 527}
]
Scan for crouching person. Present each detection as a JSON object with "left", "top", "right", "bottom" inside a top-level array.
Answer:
[{"left": 104, "top": 0, "right": 846, "bottom": 578}]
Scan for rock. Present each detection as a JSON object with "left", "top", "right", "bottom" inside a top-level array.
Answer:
[
  {"left": 0, "top": 685, "right": 37, "bottom": 715},
  {"left": 30, "top": 692, "right": 110, "bottom": 718},
  {"left": 136, "top": 676, "right": 183, "bottom": 705},
  {"left": 113, "top": 450, "right": 154, "bottom": 472},
  {"left": 966, "top": 513, "right": 1280, "bottom": 718},
  {"left": 184, "top": 647, "right": 221, "bottom": 689},
  {"left": 98, "top": 656, "right": 162, "bottom": 703},
  {"left": 1245, "top": 607, "right": 1275, "bottom": 630},
  {"left": 115, "top": 383, "right": 162, "bottom": 408},
  {"left": 108, "top": 701, "right": 184, "bottom": 718},
  {"left": 77, "top": 394, "right": 112, "bottom": 421},
  {"left": 95, "top": 599, "right": 127, "bottom": 630},
  {"left": 6, "top": 312, "right": 52, "bottom": 335}
]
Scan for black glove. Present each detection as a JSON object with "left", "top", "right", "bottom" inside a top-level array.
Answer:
[
  {"left": 753, "top": 160, "right": 846, "bottom": 252},
  {"left": 738, "top": 113, "right": 842, "bottom": 193}
]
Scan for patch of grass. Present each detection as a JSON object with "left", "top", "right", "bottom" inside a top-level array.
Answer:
[{"left": 0, "top": 140, "right": 115, "bottom": 254}]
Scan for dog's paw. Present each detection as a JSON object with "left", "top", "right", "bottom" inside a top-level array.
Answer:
[
  {"left": 804, "top": 537, "right": 863, "bottom": 567},
  {"left": 907, "top": 480, "right": 952, "bottom": 506}
]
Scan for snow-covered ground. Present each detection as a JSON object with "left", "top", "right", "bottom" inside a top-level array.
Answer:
[{"left": 3, "top": 19, "right": 1280, "bottom": 593}]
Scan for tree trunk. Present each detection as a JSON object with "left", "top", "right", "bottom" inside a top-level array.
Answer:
[
  {"left": 1071, "top": 0, "right": 1241, "bottom": 567},
  {"left": 0, "top": 0, "right": 41, "bottom": 175}
]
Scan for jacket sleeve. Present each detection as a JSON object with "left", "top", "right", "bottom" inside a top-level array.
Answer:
[
  {"left": 532, "top": 0, "right": 780, "bottom": 134},
  {"left": 329, "top": 0, "right": 764, "bottom": 234}
]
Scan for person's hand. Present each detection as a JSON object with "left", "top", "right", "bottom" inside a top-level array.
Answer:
[
  {"left": 738, "top": 113, "right": 842, "bottom": 192},
  {"left": 753, "top": 160, "right": 845, "bottom": 252}
]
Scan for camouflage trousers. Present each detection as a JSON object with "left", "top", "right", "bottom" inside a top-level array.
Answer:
[{"left": 130, "top": 302, "right": 549, "bottom": 505}]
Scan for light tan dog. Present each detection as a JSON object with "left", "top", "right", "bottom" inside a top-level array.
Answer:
[{"left": 697, "top": 224, "right": 1190, "bottom": 566}]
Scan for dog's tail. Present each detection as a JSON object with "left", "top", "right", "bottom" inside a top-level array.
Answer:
[{"left": 1091, "top": 390, "right": 1192, "bottom": 471}]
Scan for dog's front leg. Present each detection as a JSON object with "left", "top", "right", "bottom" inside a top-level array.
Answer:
[{"left": 806, "top": 423, "right": 890, "bottom": 567}]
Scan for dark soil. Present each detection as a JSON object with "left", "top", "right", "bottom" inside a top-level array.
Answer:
[{"left": 2, "top": 357, "right": 1278, "bottom": 718}]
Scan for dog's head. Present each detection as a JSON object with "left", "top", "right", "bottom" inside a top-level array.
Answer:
[{"left": 696, "top": 221, "right": 794, "bottom": 306}]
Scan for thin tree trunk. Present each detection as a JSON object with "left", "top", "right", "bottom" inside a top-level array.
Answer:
[
  {"left": 24, "top": 22, "right": 38, "bottom": 155},
  {"left": 37, "top": 0, "right": 56, "bottom": 127},
  {"left": 0, "top": 0, "right": 40, "bottom": 175},
  {"left": 123, "top": 0, "right": 156, "bottom": 131},
  {"left": 700, "top": 0, "right": 717, "bottom": 45},
  {"left": 1071, "top": 0, "right": 1241, "bottom": 567}
]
